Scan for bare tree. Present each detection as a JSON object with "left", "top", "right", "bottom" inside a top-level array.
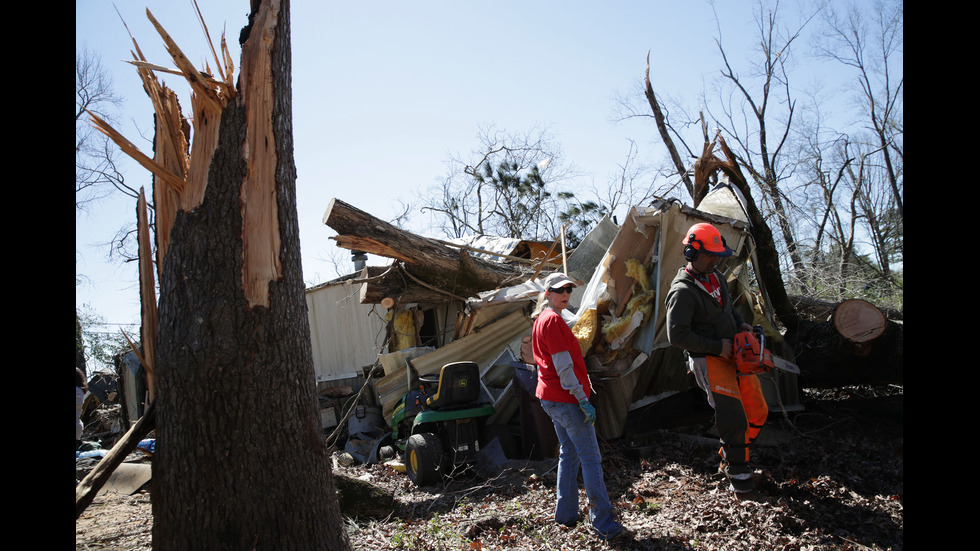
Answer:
[
  {"left": 708, "top": 1, "right": 821, "bottom": 284},
  {"left": 815, "top": 0, "right": 903, "bottom": 220},
  {"left": 77, "top": 47, "right": 147, "bottom": 268},
  {"left": 643, "top": 52, "right": 698, "bottom": 200},
  {"left": 789, "top": 0, "right": 903, "bottom": 303},
  {"left": 611, "top": 55, "right": 705, "bottom": 201},
  {"left": 76, "top": 47, "right": 134, "bottom": 208},
  {"left": 796, "top": 127, "right": 855, "bottom": 297},
  {"left": 850, "top": 141, "right": 901, "bottom": 284},
  {"left": 422, "top": 123, "right": 577, "bottom": 241}
]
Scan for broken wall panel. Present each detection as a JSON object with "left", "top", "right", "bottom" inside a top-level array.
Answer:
[{"left": 602, "top": 207, "right": 661, "bottom": 318}]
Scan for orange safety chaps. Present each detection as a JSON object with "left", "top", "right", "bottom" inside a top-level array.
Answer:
[{"left": 688, "top": 354, "right": 769, "bottom": 491}]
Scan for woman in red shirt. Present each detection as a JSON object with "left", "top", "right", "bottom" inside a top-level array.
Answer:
[{"left": 532, "top": 272, "right": 624, "bottom": 541}]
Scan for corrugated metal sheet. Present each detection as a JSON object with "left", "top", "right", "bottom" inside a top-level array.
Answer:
[
  {"left": 375, "top": 308, "right": 532, "bottom": 421},
  {"left": 306, "top": 280, "right": 389, "bottom": 382}
]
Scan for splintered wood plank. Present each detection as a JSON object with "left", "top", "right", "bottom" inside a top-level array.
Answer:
[{"left": 136, "top": 190, "right": 157, "bottom": 402}]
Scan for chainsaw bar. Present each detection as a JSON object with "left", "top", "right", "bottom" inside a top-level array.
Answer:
[{"left": 770, "top": 355, "right": 801, "bottom": 375}]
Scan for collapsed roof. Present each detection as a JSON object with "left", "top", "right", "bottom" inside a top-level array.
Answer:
[{"left": 321, "top": 185, "right": 798, "bottom": 440}]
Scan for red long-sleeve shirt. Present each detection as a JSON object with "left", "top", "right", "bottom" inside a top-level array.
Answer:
[{"left": 532, "top": 308, "right": 591, "bottom": 404}]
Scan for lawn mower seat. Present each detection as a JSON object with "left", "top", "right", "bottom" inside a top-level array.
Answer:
[{"left": 420, "top": 361, "right": 481, "bottom": 410}]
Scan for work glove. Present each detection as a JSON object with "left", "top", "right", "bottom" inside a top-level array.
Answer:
[{"left": 579, "top": 399, "right": 597, "bottom": 426}]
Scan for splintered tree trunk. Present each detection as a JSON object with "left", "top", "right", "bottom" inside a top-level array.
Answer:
[{"left": 112, "top": 1, "right": 348, "bottom": 549}]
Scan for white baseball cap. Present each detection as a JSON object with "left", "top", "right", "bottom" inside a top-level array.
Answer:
[{"left": 542, "top": 272, "right": 577, "bottom": 290}]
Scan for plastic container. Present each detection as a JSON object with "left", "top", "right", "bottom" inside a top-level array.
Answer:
[{"left": 348, "top": 405, "right": 385, "bottom": 437}]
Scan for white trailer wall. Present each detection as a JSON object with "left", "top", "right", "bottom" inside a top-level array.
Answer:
[{"left": 306, "top": 279, "right": 389, "bottom": 383}]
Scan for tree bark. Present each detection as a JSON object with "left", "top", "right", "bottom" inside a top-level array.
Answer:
[
  {"left": 793, "top": 317, "right": 903, "bottom": 388},
  {"left": 783, "top": 296, "right": 903, "bottom": 387},
  {"left": 790, "top": 294, "right": 902, "bottom": 322},
  {"left": 143, "top": 2, "right": 350, "bottom": 549},
  {"left": 333, "top": 471, "right": 395, "bottom": 519}
]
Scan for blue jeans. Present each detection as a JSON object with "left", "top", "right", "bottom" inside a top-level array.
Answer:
[{"left": 540, "top": 399, "right": 623, "bottom": 540}]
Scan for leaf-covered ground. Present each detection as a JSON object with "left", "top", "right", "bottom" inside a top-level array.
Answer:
[{"left": 76, "top": 385, "right": 903, "bottom": 550}]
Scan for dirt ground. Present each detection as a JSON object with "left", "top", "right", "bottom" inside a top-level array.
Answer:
[{"left": 76, "top": 384, "right": 903, "bottom": 550}]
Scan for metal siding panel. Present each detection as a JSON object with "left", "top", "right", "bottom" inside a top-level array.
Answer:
[{"left": 306, "top": 281, "right": 389, "bottom": 382}]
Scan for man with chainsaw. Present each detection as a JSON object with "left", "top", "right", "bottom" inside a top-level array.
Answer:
[{"left": 665, "top": 222, "right": 770, "bottom": 502}]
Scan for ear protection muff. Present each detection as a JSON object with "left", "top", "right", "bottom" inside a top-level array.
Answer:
[{"left": 683, "top": 232, "right": 702, "bottom": 262}]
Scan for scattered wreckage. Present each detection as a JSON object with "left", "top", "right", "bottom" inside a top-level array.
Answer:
[
  {"left": 315, "top": 185, "right": 806, "bottom": 484},
  {"left": 86, "top": 184, "right": 896, "bottom": 491}
]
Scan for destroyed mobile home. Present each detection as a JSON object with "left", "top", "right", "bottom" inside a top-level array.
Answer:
[{"left": 313, "top": 186, "right": 803, "bottom": 473}]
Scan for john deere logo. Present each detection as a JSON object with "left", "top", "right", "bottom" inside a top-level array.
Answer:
[{"left": 457, "top": 380, "right": 468, "bottom": 388}]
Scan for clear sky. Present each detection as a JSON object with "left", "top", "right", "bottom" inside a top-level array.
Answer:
[{"left": 76, "top": 0, "right": 852, "bottom": 336}]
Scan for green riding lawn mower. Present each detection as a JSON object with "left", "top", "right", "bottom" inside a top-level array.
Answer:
[{"left": 391, "top": 361, "right": 511, "bottom": 486}]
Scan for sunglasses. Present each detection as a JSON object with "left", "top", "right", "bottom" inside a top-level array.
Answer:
[{"left": 548, "top": 286, "right": 575, "bottom": 295}]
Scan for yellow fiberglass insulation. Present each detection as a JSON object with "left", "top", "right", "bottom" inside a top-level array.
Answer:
[
  {"left": 600, "top": 314, "right": 633, "bottom": 343},
  {"left": 625, "top": 257, "right": 650, "bottom": 292},
  {"left": 600, "top": 256, "right": 657, "bottom": 352},
  {"left": 571, "top": 308, "right": 598, "bottom": 357},
  {"left": 625, "top": 289, "right": 656, "bottom": 315},
  {"left": 392, "top": 309, "right": 416, "bottom": 351}
]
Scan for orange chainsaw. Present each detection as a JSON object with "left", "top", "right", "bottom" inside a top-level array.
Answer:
[{"left": 733, "top": 326, "right": 799, "bottom": 376}]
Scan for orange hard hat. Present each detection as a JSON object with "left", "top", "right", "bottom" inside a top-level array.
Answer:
[{"left": 683, "top": 223, "right": 733, "bottom": 257}]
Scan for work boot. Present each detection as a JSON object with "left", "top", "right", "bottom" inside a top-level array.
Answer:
[
  {"left": 555, "top": 519, "right": 577, "bottom": 530},
  {"left": 751, "top": 472, "right": 775, "bottom": 492},
  {"left": 732, "top": 488, "right": 769, "bottom": 503},
  {"left": 720, "top": 462, "right": 770, "bottom": 489}
]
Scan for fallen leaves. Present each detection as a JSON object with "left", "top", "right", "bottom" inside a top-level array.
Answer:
[{"left": 76, "top": 385, "right": 902, "bottom": 551}]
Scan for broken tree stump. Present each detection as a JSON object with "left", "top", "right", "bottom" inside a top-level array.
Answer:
[{"left": 91, "top": 3, "right": 352, "bottom": 548}]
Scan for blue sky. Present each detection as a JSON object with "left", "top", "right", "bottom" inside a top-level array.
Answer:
[{"left": 76, "top": 0, "right": 851, "bottom": 335}]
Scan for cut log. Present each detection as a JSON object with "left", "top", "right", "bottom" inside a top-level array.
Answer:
[
  {"left": 832, "top": 299, "right": 887, "bottom": 345},
  {"left": 324, "top": 198, "right": 529, "bottom": 304},
  {"left": 790, "top": 294, "right": 903, "bottom": 322},
  {"left": 791, "top": 298, "right": 902, "bottom": 388}
]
